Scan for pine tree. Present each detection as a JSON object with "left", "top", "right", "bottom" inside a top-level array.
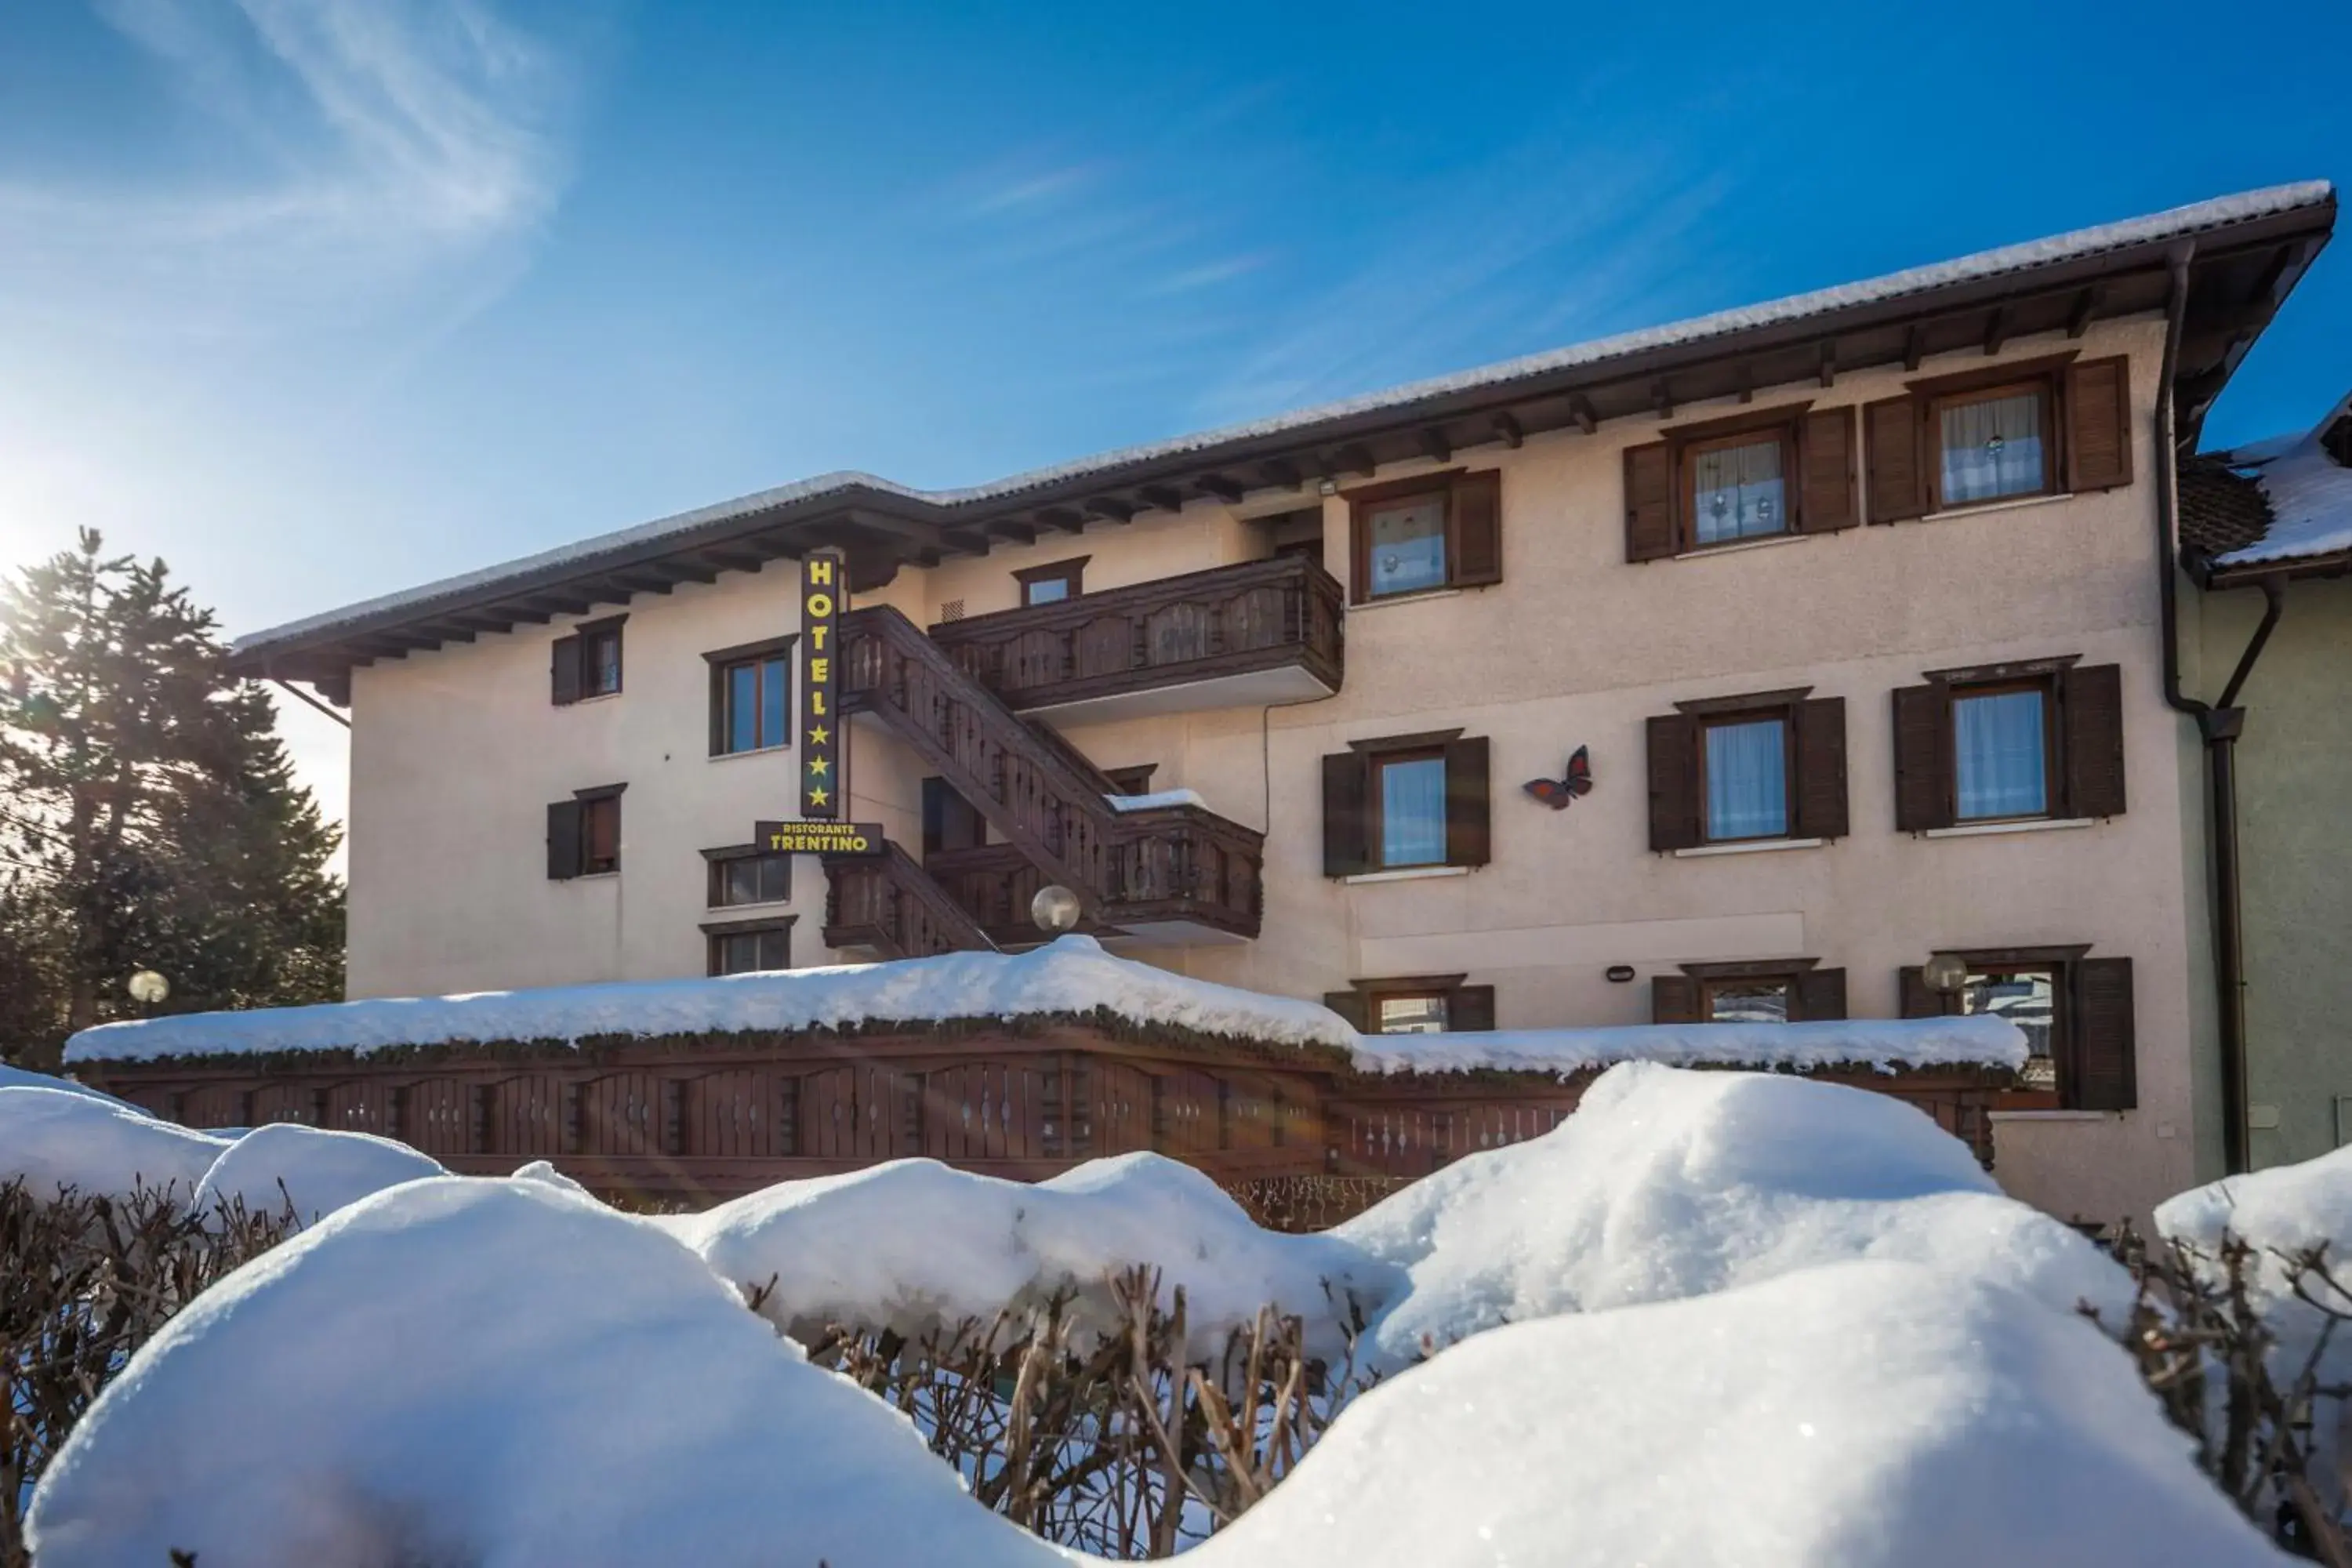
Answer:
[{"left": 0, "top": 530, "right": 343, "bottom": 1068}]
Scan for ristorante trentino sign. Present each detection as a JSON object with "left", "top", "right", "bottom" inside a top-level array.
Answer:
[{"left": 800, "top": 552, "right": 842, "bottom": 818}]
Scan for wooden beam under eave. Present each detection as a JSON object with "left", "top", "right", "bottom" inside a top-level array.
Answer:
[
  {"left": 1491, "top": 411, "right": 1524, "bottom": 449},
  {"left": 695, "top": 547, "right": 768, "bottom": 573},
  {"left": 1418, "top": 427, "right": 1452, "bottom": 465},
  {"left": 1817, "top": 343, "right": 1836, "bottom": 389},
  {"left": 1982, "top": 305, "right": 2012, "bottom": 357},
  {"left": 1903, "top": 325, "right": 1926, "bottom": 372},
  {"left": 985, "top": 520, "right": 1039, "bottom": 545},
  {"left": 1258, "top": 458, "right": 1303, "bottom": 492},
  {"left": 1195, "top": 473, "right": 1245, "bottom": 504},
  {"left": 1568, "top": 396, "right": 1599, "bottom": 436},
  {"left": 1334, "top": 443, "right": 1377, "bottom": 478},
  {"left": 939, "top": 529, "right": 992, "bottom": 555},
  {"left": 1083, "top": 497, "right": 1138, "bottom": 524},
  {"left": 1036, "top": 506, "right": 1087, "bottom": 534},
  {"left": 1138, "top": 484, "right": 1186, "bottom": 514},
  {"left": 2066, "top": 285, "right": 2107, "bottom": 339},
  {"left": 1650, "top": 381, "right": 1674, "bottom": 420}
]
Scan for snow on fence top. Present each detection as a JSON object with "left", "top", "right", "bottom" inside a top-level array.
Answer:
[{"left": 64, "top": 936, "right": 2026, "bottom": 1074}]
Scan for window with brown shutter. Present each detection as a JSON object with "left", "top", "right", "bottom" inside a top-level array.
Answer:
[
  {"left": 1345, "top": 470, "right": 1504, "bottom": 601},
  {"left": 551, "top": 616, "right": 626, "bottom": 706},
  {"left": 1893, "top": 660, "right": 2125, "bottom": 831},
  {"left": 1621, "top": 402, "right": 1858, "bottom": 560},
  {"left": 705, "top": 633, "right": 797, "bottom": 756},
  {"left": 1648, "top": 690, "right": 1845, "bottom": 848},
  {"left": 1323, "top": 730, "right": 1490, "bottom": 874},
  {"left": 549, "top": 783, "right": 626, "bottom": 880},
  {"left": 1866, "top": 352, "right": 2132, "bottom": 522},
  {"left": 1671, "top": 958, "right": 1846, "bottom": 1023},
  {"left": 703, "top": 915, "right": 795, "bottom": 976},
  {"left": 1898, "top": 945, "right": 2131, "bottom": 1110},
  {"left": 1332, "top": 974, "right": 1495, "bottom": 1034},
  {"left": 703, "top": 844, "right": 792, "bottom": 907},
  {"left": 1651, "top": 974, "right": 1700, "bottom": 1024}
]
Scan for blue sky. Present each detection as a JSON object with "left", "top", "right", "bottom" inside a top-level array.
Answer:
[{"left": 2, "top": 0, "right": 2347, "bottom": 833}]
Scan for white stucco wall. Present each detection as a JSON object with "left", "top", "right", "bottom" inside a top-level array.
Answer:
[{"left": 343, "top": 316, "right": 2205, "bottom": 1223}]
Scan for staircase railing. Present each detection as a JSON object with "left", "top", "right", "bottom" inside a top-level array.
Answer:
[{"left": 822, "top": 840, "right": 997, "bottom": 959}]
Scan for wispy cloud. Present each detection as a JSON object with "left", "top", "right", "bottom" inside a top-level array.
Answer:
[{"left": 0, "top": 0, "right": 584, "bottom": 339}]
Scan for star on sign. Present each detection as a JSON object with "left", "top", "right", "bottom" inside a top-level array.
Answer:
[
  {"left": 808, "top": 756, "right": 829, "bottom": 776},
  {"left": 807, "top": 724, "right": 829, "bottom": 746},
  {"left": 808, "top": 786, "right": 830, "bottom": 807}
]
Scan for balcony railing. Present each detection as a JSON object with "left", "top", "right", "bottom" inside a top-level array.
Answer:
[
  {"left": 926, "top": 554, "right": 1344, "bottom": 717},
  {"left": 925, "top": 801, "right": 1264, "bottom": 947}
]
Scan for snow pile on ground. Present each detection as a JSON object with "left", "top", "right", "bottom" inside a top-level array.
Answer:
[
  {"left": 24, "top": 1177, "right": 1063, "bottom": 1568},
  {"left": 1185, "top": 1261, "right": 2274, "bottom": 1568},
  {"left": 1353, "top": 1014, "right": 2025, "bottom": 1075},
  {"left": 191, "top": 1123, "right": 447, "bottom": 1224},
  {"left": 0, "top": 1086, "right": 231, "bottom": 1201},
  {"left": 26, "top": 1174, "right": 2275, "bottom": 1567},
  {"left": 2215, "top": 391, "right": 2352, "bottom": 568},
  {"left": 1339, "top": 1062, "right": 2125, "bottom": 1368},
  {"left": 668, "top": 1152, "right": 1394, "bottom": 1359},
  {"left": 64, "top": 935, "right": 1362, "bottom": 1062},
  {"left": 2157, "top": 1145, "right": 2352, "bottom": 1399},
  {"left": 0, "top": 1062, "right": 135, "bottom": 1106}
]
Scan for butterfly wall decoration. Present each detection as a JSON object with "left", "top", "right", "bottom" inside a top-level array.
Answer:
[{"left": 1523, "top": 745, "right": 1593, "bottom": 810}]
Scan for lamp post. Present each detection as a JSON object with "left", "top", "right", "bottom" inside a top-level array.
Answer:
[
  {"left": 126, "top": 969, "right": 170, "bottom": 1008},
  {"left": 1922, "top": 952, "right": 1968, "bottom": 997},
  {"left": 1029, "top": 885, "right": 1082, "bottom": 937}
]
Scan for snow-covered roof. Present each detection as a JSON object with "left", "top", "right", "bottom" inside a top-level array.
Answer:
[
  {"left": 2199, "top": 390, "right": 2352, "bottom": 573},
  {"left": 232, "top": 181, "right": 2333, "bottom": 663},
  {"left": 64, "top": 935, "right": 2026, "bottom": 1073}
]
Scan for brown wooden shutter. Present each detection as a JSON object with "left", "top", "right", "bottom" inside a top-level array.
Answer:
[
  {"left": 1450, "top": 985, "right": 1497, "bottom": 1032},
  {"left": 1892, "top": 684, "right": 1955, "bottom": 832},
  {"left": 1449, "top": 470, "right": 1503, "bottom": 587},
  {"left": 550, "top": 636, "right": 583, "bottom": 706},
  {"left": 1322, "top": 752, "right": 1370, "bottom": 877},
  {"left": 1444, "top": 735, "right": 1492, "bottom": 866},
  {"left": 1897, "top": 966, "right": 1955, "bottom": 1018},
  {"left": 1791, "top": 698, "right": 1849, "bottom": 840},
  {"left": 1624, "top": 441, "right": 1676, "bottom": 561},
  {"left": 1323, "top": 990, "right": 1368, "bottom": 1031},
  {"left": 2063, "top": 357, "right": 2133, "bottom": 493},
  {"left": 1646, "top": 714, "right": 1700, "bottom": 851},
  {"left": 1798, "top": 407, "right": 1859, "bottom": 533},
  {"left": 2061, "top": 663, "right": 2127, "bottom": 819},
  {"left": 1795, "top": 967, "right": 1847, "bottom": 1022},
  {"left": 2071, "top": 956, "right": 2137, "bottom": 1110},
  {"left": 1864, "top": 397, "right": 1927, "bottom": 523},
  {"left": 546, "top": 800, "right": 583, "bottom": 880},
  {"left": 1652, "top": 975, "right": 1701, "bottom": 1024},
  {"left": 586, "top": 796, "right": 621, "bottom": 868}
]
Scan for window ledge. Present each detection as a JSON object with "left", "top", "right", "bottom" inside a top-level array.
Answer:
[
  {"left": 567, "top": 871, "right": 619, "bottom": 882},
  {"left": 707, "top": 898, "right": 791, "bottom": 914},
  {"left": 1671, "top": 532, "right": 1807, "bottom": 561},
  {"left": 1341, "top": 864, "right": 1472, "bottom": 885},
  {"left": 1922, "top": 817, "right": 2096, "bottom": 840},
  {"left": 1672, "top": 837, "right": 1824, "bottom": 858},
  {"left": 708, "top": 742, "right": 792, "bottom": 763},
  {"left": 1352, "top": 587, "right": 1465, "bottom": 612},
  {"left": 1920, "top": 492, "right": 2077, "bottom": 525},
  {"left": 1988, "top": 1109, "right": 2119, "bottom": 1123},
  {"left": 564, "top": 691, "right": 623, "bottom": 708}
]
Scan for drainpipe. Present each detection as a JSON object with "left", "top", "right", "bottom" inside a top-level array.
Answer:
[{"left": 2154, "top": 238, "right": 2288, "bottom": 1175}]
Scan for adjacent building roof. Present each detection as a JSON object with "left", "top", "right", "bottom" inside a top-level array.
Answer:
[
  {"left": 2181, "top": 391, "right": 2352, "bottom": 585},
  {"left": 229, "top": 181, "right": 2337, "bottom": 698}
]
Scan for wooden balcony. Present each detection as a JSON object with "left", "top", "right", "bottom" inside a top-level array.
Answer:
[
  {"left": 925, "top": 799, "right": 1264, "bottom": 947},
  {"left": 926, "top": 554, "right": 1344, "bottom": 723}
]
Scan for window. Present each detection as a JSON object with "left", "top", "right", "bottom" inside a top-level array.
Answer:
[
  {"left": 1892, "top": 661, "right": 2125, "bottom": 832},
  {"left": 1653, "top": 960, "right": 1845, "bottom": 1025},
  {"left": 546, "top": 784, "right": 626, "bottom": 880},
  {"left": 1935, "top": 385, "right": 2050, "bottom": 506},
  {"left": 1901, "top": 946, "right": 2136, "bottom": 1111},
  {"left": 703, "top": 635, "right": 797, "bottom": 757},
  {"left": 1014, "top": 558, "right": 1087, "bottom": 606},
  {"left": 705, "top": 848, "right": 790, "bottom": 908},
  {"left": 1952, "top": 681, "right": 2051, "bottom": 821},
  {"left": 1623, "top": 405, "right": 1857, "bottom": 562},
  {"left": 1323, "top": 975, "right": 1496, "bottom": 1033},
  {"left": 550, "top": 615, "right": 627, "bottom": 706},
  {"left": 1322, "top": 731, "right": 1490, "bottom": 875},
  {"left": 1646, "top": 691, "right": 1845, "bottom": 851},
  {"left": 705, "top": 917, "right": 793, "bottom": 976},
  {"left": 1701, "top": 715, "right": 1790, "bottom": 841},
  {"left": 921, "top": 776, "right": 986, "bottom": 856},
  {"left": 1374, "top": 750, "right": 1447, "bottom": 868},
  {"left": 1343, "top": 470, "right": 1502, "bottom": 603},
  {"left": 1864, "top": 353, "right": 2134, "bottom": 524},
  {"left": 1686, "top": 430, "right": 1791, "bottom": 546}
]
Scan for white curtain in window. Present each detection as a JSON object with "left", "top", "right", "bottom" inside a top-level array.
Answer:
[
  {"left": 1368, "top": 498, "right": 1447, "bottom": 595},
  {"left": 1940, "top": 392, "right": 2044, "bottom": 504},
  {"left": 1955, "top": 691, "right": 2047, "bottom": 818},
  {"left": 1691, "top": 440, "right": 1785, "bottom": 544},
  {"left": 1704, "top": 719, "right": 1787, "bottom": 840},
  {"left": 1381, "top": 756, "right": 1448, "bottom": 866}
]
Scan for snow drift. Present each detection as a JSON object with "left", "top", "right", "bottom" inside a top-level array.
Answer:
[
  {"left": 1338, "top": 1062, "right": 2128, "bottom": 1367},
  {"left": 0, "top": 1086, "right": 230, "bottom": 1201},
  {"left": 191, "top": 1123, "right": 447, "bottom": 1224}
]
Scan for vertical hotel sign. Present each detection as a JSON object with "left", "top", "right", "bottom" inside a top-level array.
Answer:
[{"left": 800, "top": 552, "right": 843, "bottom": 818}]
